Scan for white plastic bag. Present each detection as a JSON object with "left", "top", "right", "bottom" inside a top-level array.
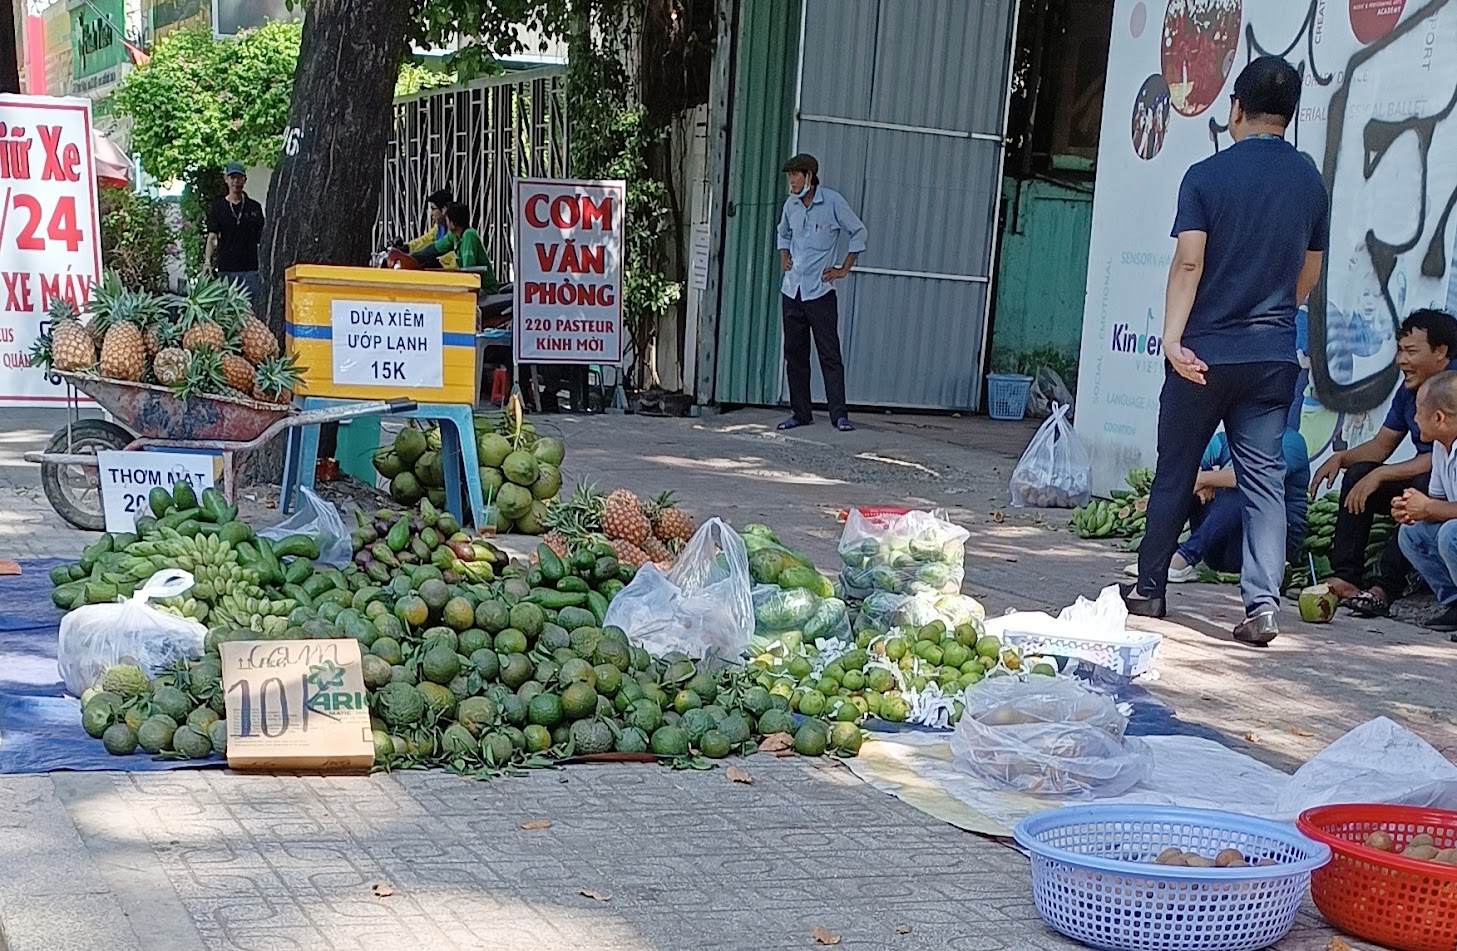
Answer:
[
  {"left": 837, "top": 509, "right": 969, "bottom": 599},
  {"left": 949, "top": 676, "right": 1153, "bottom": 798},
  {"left": 1009, "top": 403, "right": 1091, "bottom": 508},
  {"left": 751, "top": 584, "right": 851, "bottom": 641},
  {"left": 603, "top": 518, "right": 754, "bottom": 663},
  {"left": 1028, "top": 367, "right": 1076, "bottom": 419},
  {"left": 258, "top": 486, "right": 352, "bottom": 567},
  {"left": 1272, "top": 717, "right": 1457, "bottom": 819},
  {"left": 57, "top": 569, "right": 208, "bottom": 697}
]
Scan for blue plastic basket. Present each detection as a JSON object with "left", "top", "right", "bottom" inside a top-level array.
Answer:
[
  {"left": 1013, "top": 805, "right": 1332, "bottom": 951},
  {"left": 986, "top": 373, "right": 1034, "bottom": 421}
]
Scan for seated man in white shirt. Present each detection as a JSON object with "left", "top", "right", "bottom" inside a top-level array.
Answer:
[{"left": 1394, "top": 370, "right": 1457, "bottom": 637}]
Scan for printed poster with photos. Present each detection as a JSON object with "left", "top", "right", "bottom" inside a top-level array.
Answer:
[{"left": 1075, "top": 0, "right": 1457, "bottom": 493}]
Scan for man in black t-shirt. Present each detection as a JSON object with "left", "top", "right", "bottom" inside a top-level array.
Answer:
[{"left": 204, "top": 161, "right": 265, "bottom": 307}]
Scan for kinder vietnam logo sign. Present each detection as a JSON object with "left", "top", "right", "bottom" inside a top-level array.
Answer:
[{"left": 1109, "top": 310, "right": 1165, "bottom": 359}]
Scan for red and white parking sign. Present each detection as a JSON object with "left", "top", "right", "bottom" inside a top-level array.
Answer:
[
  {"left": 513, "top": 178, "right": 625, "bottom": 365},
  {"left": 0, "top": 95, "right": 101, "bottom": 405}
]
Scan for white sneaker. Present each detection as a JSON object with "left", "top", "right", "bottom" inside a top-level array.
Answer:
[{"left": 1123, "top": 562, "right": 1200, "bottom": 583}]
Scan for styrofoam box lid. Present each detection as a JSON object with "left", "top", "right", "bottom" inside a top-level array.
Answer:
[{"left": 986, "top": 611, "right": 1162, "bottom": 649}]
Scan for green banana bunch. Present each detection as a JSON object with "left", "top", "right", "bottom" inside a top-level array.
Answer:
[{"left": 1126, "top": 468, "right": 1155, "bottom": 494}]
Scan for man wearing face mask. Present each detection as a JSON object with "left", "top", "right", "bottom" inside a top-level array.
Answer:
[{"left": 775, "top": 153, "right": 867, "bottom": 432}]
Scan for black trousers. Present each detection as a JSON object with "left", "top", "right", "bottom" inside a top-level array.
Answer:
[
  {"left": 1137, "top": 362, "right": 1299, "bottom": 614},
  {"left": 1330, "top": 461, "right": 1426, "bottom": 595},
  {"left": 782, "top": 291, "right": 848, "bottom": 423}
]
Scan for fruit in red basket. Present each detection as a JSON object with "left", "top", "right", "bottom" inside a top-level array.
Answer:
[
  {"left": 1403, "top": 844, "right": 1440, "bottom": 860},
  {"left": 1409, "top": 833, "right": 1436, "bottom": 849},
  {"left": 1434, "top": 848, "right": 1457, "bottom": 865},
  {"left": 1364, "top": 830, "right": 1396, "bottom": 852}
]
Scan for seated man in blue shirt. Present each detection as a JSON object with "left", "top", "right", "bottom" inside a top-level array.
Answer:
[{"left": 1127, "top": 428, "right": 1309, "bottom": 582}]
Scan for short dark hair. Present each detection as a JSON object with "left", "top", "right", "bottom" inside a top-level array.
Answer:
[
  {"left": 1400, "top": 308, "right": 1457, "bottom": 356},
  {"left": 427, "top": 188, "right": 453, "bottom": 208},
  {"left": 1232, "top": 56, "right": 1302, "bottom": 125},
  {"left": 444, "top": 202, "right": 472, "bottom": 230}
]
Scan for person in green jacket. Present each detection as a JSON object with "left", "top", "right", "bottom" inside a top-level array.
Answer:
[
  {"left": 435, "top": 203, "right": 499, "bottom": 293},
  {"left": 404, "top": 188, "right": 457, "bottom": 269}
]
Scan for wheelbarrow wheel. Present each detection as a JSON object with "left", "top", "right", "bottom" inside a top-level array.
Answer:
[{"left": 40, "top": 418, "right": 134, "bottom": 531}]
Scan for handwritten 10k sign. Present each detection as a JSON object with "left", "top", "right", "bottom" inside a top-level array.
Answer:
[
  {"left": 514, "top": 178, "right": 625, "bottom": 365},
  {"left": 330, "top": 298, "right": 444, "bottom": 388},
  {"left": 95, "top": 450, "right": 216, "bottom": 533}
]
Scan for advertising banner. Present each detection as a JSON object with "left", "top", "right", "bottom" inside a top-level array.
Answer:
[
  {"left": 0, "top": 95, "right": 102, "bottom": 406},
  {"left": 1075, "top": 0, "right": 1457, "bottom": 493},
  {"left": 514, "top": 178, "right": 625, "bottom": 366}
]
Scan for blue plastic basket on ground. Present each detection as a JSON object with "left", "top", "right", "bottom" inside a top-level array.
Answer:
[
  {"left": 987, "top": 373, "right": 1034, "bottom": 421},
  {"left": 1013, "top": 805, "right": 1331, "bottom": 951}
]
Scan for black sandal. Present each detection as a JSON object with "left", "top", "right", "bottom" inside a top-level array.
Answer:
[{"left": 1347, "top": 590, "right": 1390, "bottom": 618}]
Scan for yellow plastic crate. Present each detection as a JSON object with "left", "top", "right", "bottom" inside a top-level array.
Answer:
[{"left": 285, "top": 265, "right": 481, "bottom": 405}]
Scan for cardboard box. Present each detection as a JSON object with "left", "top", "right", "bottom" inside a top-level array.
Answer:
[{"left": 218, "top": 639, "right": 375, "bottom": 771}]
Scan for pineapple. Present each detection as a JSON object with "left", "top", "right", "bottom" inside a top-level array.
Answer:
[
  {"left": 646, "top": 491, "right": 695, "bottom": 543},
  {"left": 251, "top": 353, "right": 303, "bottom": 404},
  {"left": 153, "top": 347, "right": 191, "bottom": 387},
  {"left": 609, "top": 537, "right": 650, "bottom": 568},
  {"left": 221, "top": 352, "right": 256, "bottom": 393},
  {"left": 44, "top": 298, "right": 95, "bottom": 372},
  {"left": 543, "top": 532, "right": 570, "bottom": 560},
  {"left": 541, "top": 481, "right": 606, "bottom": 555},
  {"left": 170, "top": 347, "right": 225, "bottom": 400},
  {"left": 145, "top": 311, "right": 182, "bottom": 358},
  {"left": 239, "top": 316, "right": 279, "bottom": 364},
  {"left": 603, "top": 488, "right": 650, "bottom": 544},
  {"left": 178, "top": 276, "right": 233, "bottom": 352},
  {"left": 98, "top": 322, "right": 146, "bottom": 381},
  {"left": 641, "top": 535, "right": 671, "bottom": 565}
]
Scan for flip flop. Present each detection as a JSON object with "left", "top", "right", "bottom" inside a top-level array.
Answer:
[
  {"left": 1347, "top": 590, "right": 1390, "bottom": 618},
  {"left": 776, "top": 417, "right": 813, "bottom": 431}
]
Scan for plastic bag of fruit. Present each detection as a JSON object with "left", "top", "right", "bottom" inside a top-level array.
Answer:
[
  {"left": 837, "top": 509, "right": 969, "bottom": 599},
  {"left": 751, "top": 584, "right": 850, "bottom": 641},
  {"left": 57, "top": 569, "right": 207, "bottom": 697},
  {"left": 949, "top": 676, "right": 1153, "bottom": 798},
  {"left": 603, "top": 518, "right": 754, "bottom": 665},
  {"left": 1009, "top": 403, "right": 1091, "bottom": 509}
]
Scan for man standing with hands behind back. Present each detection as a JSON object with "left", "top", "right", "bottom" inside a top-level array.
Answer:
[
  {"left": 1124, "top": 56, "right": 1330, "bottom": 646},
  {"left": 776, "top": 153, "right": 867, "bottom": 433}
]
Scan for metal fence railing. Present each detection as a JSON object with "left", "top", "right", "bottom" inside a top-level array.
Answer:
[{"left": 377, "top": 67, "right": 569, "bottom": 280}]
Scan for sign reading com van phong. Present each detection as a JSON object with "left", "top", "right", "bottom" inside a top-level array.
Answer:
[{"left": 513, "top": 178, "right": 626, "bottom": 366}]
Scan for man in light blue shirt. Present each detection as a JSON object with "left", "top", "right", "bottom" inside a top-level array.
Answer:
[{"left": 775, "top": 153, "right": 867, "bottom": 432}]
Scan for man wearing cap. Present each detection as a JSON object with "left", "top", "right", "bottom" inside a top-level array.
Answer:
[
  {"left": 775, "top": 153, "right": 867, "bottom": 432},
  {"left": 1124, "top": 56, "right": 1330, "bottom": 646},
  {"left": 204, "top": 162, "right": 266, "bottom": 307}
]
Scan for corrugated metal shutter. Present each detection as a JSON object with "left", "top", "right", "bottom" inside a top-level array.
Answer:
[
  {"left": 714, "top": 0, "right": 803, "bottom": 407},
  {"left": 792, "top": 0, "right": 1017, "bottom": 410}
]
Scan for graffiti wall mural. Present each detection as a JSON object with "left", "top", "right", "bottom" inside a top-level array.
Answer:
[{"left": 1076, "top": 0, "right": 1457, "bottom": 493}]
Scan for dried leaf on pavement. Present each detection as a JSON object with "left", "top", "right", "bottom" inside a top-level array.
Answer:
[
  {"left": 520, "top": 819, "right": 552, "bottom": 830},
  {"left": 810, "top": 925, "right": 842, "bottom": 945},
  {"left": 759, "top": 732, "right": 794, "bottom": 752},
  {"left": 371, "top": 883, "right": 394, "bottom": 898},
  {"left": 726, "top": 766, "right": 753, "bottom": 785},
  {"left": 1243, "top": 732, "right": 1262, "bottom": 744},
  {"left": 580, "top": 889, "right": 611, "bottom": 902},
  {"left": 1290, "top": 726, "right": 1315, "bottom": 737},
  {"left": 1325, "top": 938, "right": 1352, "bottom": 951}
]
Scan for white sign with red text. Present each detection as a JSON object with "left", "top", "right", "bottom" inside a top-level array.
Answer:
[
  {"left": 514, "top": 178, "right": 625, "bottom": 365},
  {"left": 0, "top": 95, "right": 101, "bottom": 406}
]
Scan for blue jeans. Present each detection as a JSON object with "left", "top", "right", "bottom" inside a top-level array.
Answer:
[
  {"left": 1178, "top": 488, "right": 1244, "bottom": 574},
  {"left": 220, "top": 270, "right": 260, "bottom": 311},
  {"left": 1397, "top": 521, "right": 1457, "bottom": 605}
]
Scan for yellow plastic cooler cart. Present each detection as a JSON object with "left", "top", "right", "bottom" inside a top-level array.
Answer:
[{"left": 285, "top": 265, "right": 481, "bottom": 404}]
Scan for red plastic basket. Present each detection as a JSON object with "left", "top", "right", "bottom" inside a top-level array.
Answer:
[{"left": 1296, "top": 804, "right": 1457, "bottom": 951}]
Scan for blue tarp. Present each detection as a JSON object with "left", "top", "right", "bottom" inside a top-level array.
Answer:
[{"left": 0, "top": 560, "right": 217, "bottom": 774}]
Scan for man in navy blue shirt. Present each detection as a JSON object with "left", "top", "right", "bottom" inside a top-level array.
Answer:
[
  {"left": 1310, "top": 309, "right": 1457, "bottom": 616},
  {"left": 1125, "top": 56, "right": 1329, "bottom": 646}
]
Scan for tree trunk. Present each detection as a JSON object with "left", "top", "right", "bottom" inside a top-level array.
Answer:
[
  {"left": 243, "top": 0, "right": 410, "bottom": 488},
  {"left": 0, "top": 0, "right": 21, "bottom": 95}
]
